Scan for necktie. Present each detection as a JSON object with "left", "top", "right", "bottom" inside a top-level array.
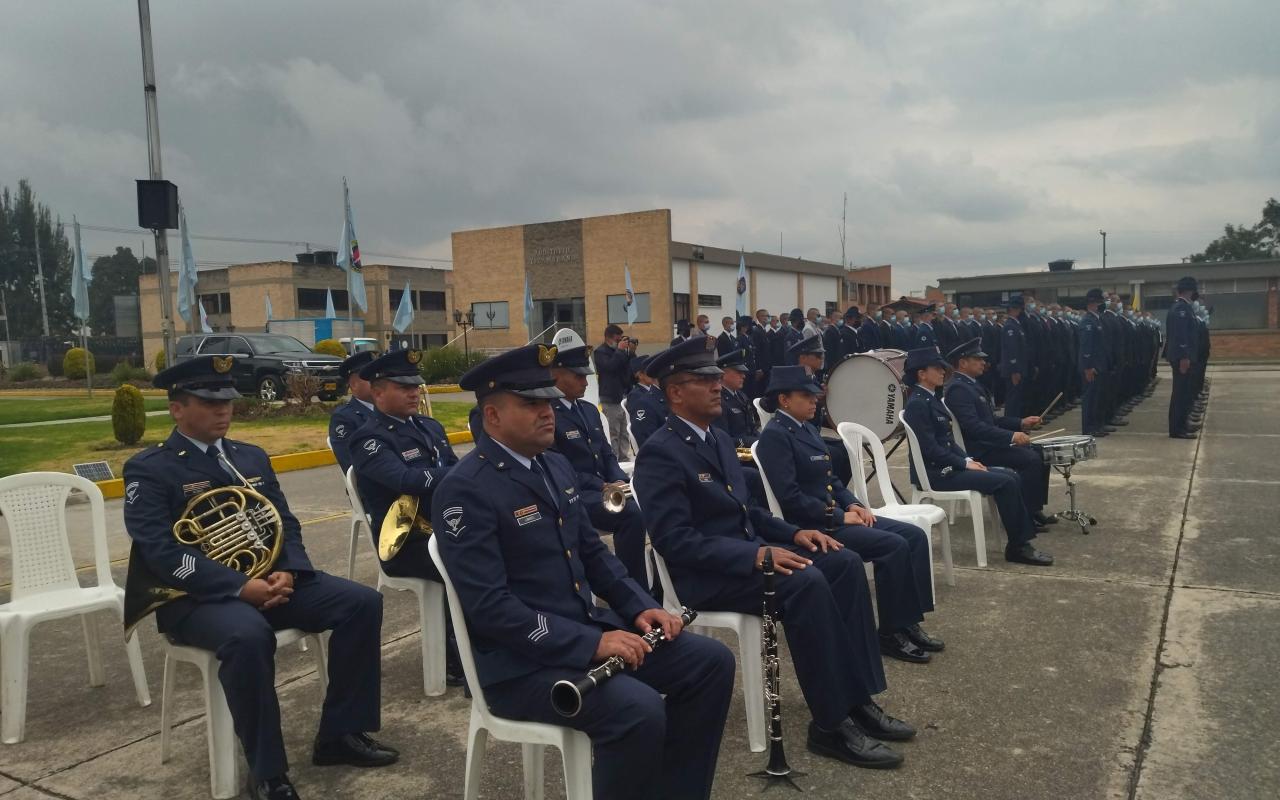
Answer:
[
  {"left": 704, "top": 429, "right": 726, "bottom": 472},
  {"left": 411, "top": 418, "right": 439, "bottom": 465},
  {"left": 530, "top": 456, "right": 558, "bottom": 502},
  {"left": 571, "top": 402, "right": 591, "bottom": 435},
  {"left": 206, "top": 444, "right": 236, "bottom": 479}
]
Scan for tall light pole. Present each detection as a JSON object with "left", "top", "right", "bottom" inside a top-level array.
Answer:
[
  {"left": 1100, "top": 230, "right": 1108, "bottom": 269},
  {"left": 137, "top": 0, "right": 176, "bottom": 367},
  {"left": 32, "top": 226, "right": 50, "bottom": 338}
]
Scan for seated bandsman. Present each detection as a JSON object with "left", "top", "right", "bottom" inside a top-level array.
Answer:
[
  {"left": 711, "top": 349, "right": 761, "bottom": 448},
  {"left": 327, "top": 350, "right": 376, "bottom": 474},
  {"left": 634, "top": 336, "right": 913, "bottom": 771},
  {"left": 548, "top": 343, "right": 647, "bottom": 585},
  {"left": 350, "top": 349, "right": 465, "bottom": 683},
  {"left": 123, "top": 356, "right": 395, "bottom": 800},
  {"left": 943, "top": 338, "right": 1057, "bottom": 529},
  {"left": 625, "top": 355, "right": 665, "bottom": 449},
  {"left": 757, "top": 366, "right": 943, "bottom": 664},
  {"left": 787, "top": 333, "right": 853, "bottom": 485},
  {"left": 901, "top": 347, "right": 1053, "bottom": 567},
  {"left": 434, "top": 344, "right": 735, "bottom": 800}
]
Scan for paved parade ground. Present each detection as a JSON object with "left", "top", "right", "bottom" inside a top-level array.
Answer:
[{"left": 1, "top": 364, "right": 1277, "bottom": 799}]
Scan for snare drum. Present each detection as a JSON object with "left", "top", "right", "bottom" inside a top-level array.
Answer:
[
  {"left": 1037, "top": 435, "right": 1098, "bottom": 466},
  {"left": 824, "top": 349, "right": 907, "bottom": 441}
]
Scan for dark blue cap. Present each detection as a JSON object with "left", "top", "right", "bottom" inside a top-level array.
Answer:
[
  {"left": 916, "top": 303, "right": 937, "bottom": 315},
  {"left": 844, "top": 306, "right": 861, "bottom": 319},
  {"left": 645, "top": 335, "right": 722, "bottom": 380},
  {"left": 339, "top": 350, "right": 375, "bottom": 381},
  {"left": 630, "top": 355, "right": 650, "bottom": 375},
  {"left": 903, "top": 347, "right": 949, "bottom": 384},
  {"left": 359, "top": 349, "right": 425, "bottom": 385},
  {"left": 1176, "top": 276, "right": 1198, "bottom": 292},
  {"left": 789, "top": 308, "right": 804, "bottom": 322},
  {"left": 553, "top": 344, "right": 594, "bottom": 376},
  {"left": 788, "top": 333, "right": 825, "bottom": 357},
  {"left": 460, "top": 344, "right": 563, "bottom": 400},
  {"left": 154, "top": 355, "right": 241, "bottom": 400},
  {"left": 736, "top": 315, "right": 754, "bottom": 329},
  {"left": 764, "top": 365, "right": 821, "bottom": 397},
  {"left": 1007, "top": 294, "right": 1025, "bottom": 309},
  {"left": 946, "top": 337, "right": 988, "bottom": 364},
  {"left": 716, "top": 349, "right": 749, "bottom": 372},
  {"left": 1086, "top": 288, "right": 1104, "bottom": 302}
]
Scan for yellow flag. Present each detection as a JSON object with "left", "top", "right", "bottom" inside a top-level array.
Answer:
[{"left": 1130, "top": 284, "right": 1141, "bottom": 312}]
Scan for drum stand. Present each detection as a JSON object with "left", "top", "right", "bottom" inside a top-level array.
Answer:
[{"left": 1052, "top": 460, "right": 1097, "bottom": 534}]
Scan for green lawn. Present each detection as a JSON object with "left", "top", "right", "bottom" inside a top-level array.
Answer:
[
  {"left": 0, "top": 401, "right": 474, "bottom": 478},
  {"left": 0, "top": 396, "right": 171, "bottom": 425}
]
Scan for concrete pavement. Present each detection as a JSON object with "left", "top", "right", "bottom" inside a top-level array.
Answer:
[{"left": 1, "top": 364, "right": 1277, "bottom": 799}]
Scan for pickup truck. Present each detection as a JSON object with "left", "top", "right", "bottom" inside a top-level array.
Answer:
[{"left": 174, "top": 333, "right": 344, "bottom": 401}]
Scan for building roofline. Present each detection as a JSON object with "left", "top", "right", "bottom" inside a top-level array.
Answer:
[
  {"left": 938, "top": 257, "right": 1280, "bottom": 284},
  {"left": 669, "top": 241, "right": 845, "bottom": 277}
]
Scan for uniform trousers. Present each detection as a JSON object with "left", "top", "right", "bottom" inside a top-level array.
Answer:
[
  {"left": 1081, "top": 372, "right": 1103, "bottom": 434},
  {"left": 1003, "top": 376, "right": 1025, "bottom": 418},
  {"left": 587, "top": 498, "right": 648, "bottom": 587},
  {"left": 485, "top": 632, "right": 735, "bottom": 800},
  {"left": 974, "top": 445, "right": 1050, "bottom": 514},
  {"left": 600, "top": 402, "right": 632, "bottom": 460},
  {"left": 1168, "top": 365, "right": 1195, "bottom": 435},
  {"left": 680, "top": 547, "right": 885, "bottom": 730},
  {"left": 929, "top": 466, "right": 1036, "bottom": 550},
  {"left": 828, "top": 517, "right": 933, "bottom": 633},
  {"left": 167, "top": 572, "right": 383, "bottom": 782}
]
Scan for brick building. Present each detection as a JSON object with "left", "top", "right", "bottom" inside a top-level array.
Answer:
[
  {"left": 449, "top": 209, "right": 891, "bottom": 352},
  {"left": 138, "top": 258, "right": 451, "bottom": 366}
]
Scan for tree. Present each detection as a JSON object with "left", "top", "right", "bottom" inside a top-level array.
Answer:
[
  {"left": 89, "top": 247, "right": 152, "bottom": 335},
  {"left": 1188, "top": 197, "right": 1280, "bottom": 263},
  {"left": 0, "top": 180, "right": 75, "bottom": 337}
]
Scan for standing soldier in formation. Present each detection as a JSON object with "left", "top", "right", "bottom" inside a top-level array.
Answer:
[
  {"left": 860, "top": 304, "right": 882, "bottom": 350},
  {"left": 822, "top": 308, "right": 846, "bottom": 368},
  {"left": 1078, "top": 289, "right": 1109, "bottom": 437},
  {"left": 1165, "top": 277, "right": 1200, "bottom": 439},
  {"left": 912, "top": 304, "right": 938, "bottom": 350},
  {"left": 1000, "top": 296, "right": 1029, "bottom": 418},
  {"left": 841, "top": 306, "right": 864, "bottom": 356}
]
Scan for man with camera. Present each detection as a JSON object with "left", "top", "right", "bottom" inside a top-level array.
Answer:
[{"left": 594, "top": 324, "right": 637, "bottom": 460}]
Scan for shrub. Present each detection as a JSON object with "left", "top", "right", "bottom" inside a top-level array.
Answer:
[
  {"left": 313, "top": 338, "right": 347, "bottom": 358},
  {"left": 418, "top": 346, "right": 488, "bottom": 385},
  {"left": 63, "top": 347, "right": 96, "bottom": 380},
  {"left": 153, "top": 349, "right": 166, "bottom": 371},
  {"left": 8, "top": 361, "right": 45, "bottom": 382},
  {"left": 111, "top": 384, "right": 147, "bottom": 445},
  {"left": 285, "top": 371, "right": 323, "bottom": 406},
  {"left": 111, "top": 360, "right": 152, "bottom": 386}
]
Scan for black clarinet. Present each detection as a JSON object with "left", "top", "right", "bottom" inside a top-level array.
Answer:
[
  {"left": 750, "top": 547, "right": 804, "bottom": 789},
  {"left": 551, "top": 607, "right": 697, "bottom": 718}
]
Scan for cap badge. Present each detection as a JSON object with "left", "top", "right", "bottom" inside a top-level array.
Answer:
[
  {"left": 407, "top": 349, "right": 422, "bottom": 365},
  {"left": 212, "top": 356, "right": 233, "bottom": 373},
  {"left": 538, "top": 344, "right": 557, "bottom": 367}
]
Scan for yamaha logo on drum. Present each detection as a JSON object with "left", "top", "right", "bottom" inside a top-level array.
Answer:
[{"left": 885, "top": 382, "right": 898, "bottom": 426}]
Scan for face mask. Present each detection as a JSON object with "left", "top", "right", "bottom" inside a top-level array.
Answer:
[
  {"left": 978, "top": 313, "right": 986, "bottom": 321},
  {"left": 875, "top": 311, "right": 882, "bottom": 319},
  {"left": 835, "top": 318, "right": 844, "bottom": 327},
  {"left": 699, "top": 322, "right": 710, "bottom": 333}
]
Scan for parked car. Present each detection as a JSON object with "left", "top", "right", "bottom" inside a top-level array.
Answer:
[{"left": 174, "top": 333, "right": 344, "bottom": 401}]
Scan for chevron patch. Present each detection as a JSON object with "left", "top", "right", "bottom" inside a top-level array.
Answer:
[
  {"left": 173, "top": 553, "right": 196, "bottom": 580},
  {"left": 528, "top": 613, "right": 549, "bottom": 643}
]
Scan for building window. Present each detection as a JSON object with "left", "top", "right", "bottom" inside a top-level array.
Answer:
[
  {"left": 419, "top": 333, "right": 448, "bottom": 348},
  {"left": 471, "top": 301, "right": 509, "bottom": 329},
  {"left": 419, "top": 290, "right": 446, "bottom": 311},
  {"left": 389, "top": 288, "right": 412, "bottom": 311},
  {"left": 697, "top": 293, "right": 722, "bottom": 308},
  {"left": 606, "top": 292, "right": 652, "bottom": 324},
  {"left": 197, "top": 292, "right": 232, "bottom": 314},
  {"left": 297, "top": 287, "right": 348, "bottom": 312},
  {"left": 673, "top": 292, "right": 691, "bottom": 323},
  {"left": 826, "top": 301, "right": 838, "bottom": 316}
]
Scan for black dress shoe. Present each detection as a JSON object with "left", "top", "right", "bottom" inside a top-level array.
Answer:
[
  {"left": 1093, "top": 430, "right": 1110, "bottom": 438},
  {"left": 1034, "top": 523, "right": 1050, "bottom": 534},
  {"left": 1170, "top": 431, "right": 1198, "bottom": 440},
  {"left": 1005, "top": 544, "right": 1054, "bottom": 566},
  {"left": 312, "top": 733, "right": 399, "bottom": 767},
  {"left": 1109, "top": 419, "right": 1129, "bottom": 426},
  {"left": 1102, "top": 425, "right": 1117, "bottom": 433},
  {"left": 249, "top": 777, "right": 300, "bottom": 800},
  {"left": 879, "top": 631, "right": 931, "bottom": 663},
  {"left": 1033, "top": 511, "right": 1058, "bottom": 526},
  {"left": 807, "top": 719, "right": 903, "bottom": 768},
  {"left": 904, "top": 623, "right": 945, "bottom": 652},
  {"left": 851, "top": 702, "right": 917, "bottom": 741}
]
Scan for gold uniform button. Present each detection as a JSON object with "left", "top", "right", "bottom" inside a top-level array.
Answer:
[
  {"left": 558, "top": 517, "right": 564, "bottom": 525},
  {"left": 565, "top": 550, "right": 572, "bottom": 558},
  {"left": 827, "top": 485, "right": 833, "bottom": 491},
  {"left": 574, "top": 582, "right": 581, "bottom": 591},
  {"left": 726, "top": 484, "right": 733, "bottom": 491}
]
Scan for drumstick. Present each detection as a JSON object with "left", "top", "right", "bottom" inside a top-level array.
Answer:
[
  {"left": 1037, "top": 392, "right": 1064, "bottom": 423},
  {"left": 1030, "top": 428, "right": 1065, "bottom": 441}
]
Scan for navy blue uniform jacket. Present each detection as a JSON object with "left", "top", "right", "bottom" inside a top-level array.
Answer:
[
  {"left": 1078, "top": 311, "right": 1106, "bottom": 371},
  {"left": 633, "top": 415, "right": 800, "bottom": 607},
  {"left": 552, "top": 398, "right": 629, "bottom": 504},
  {"left": 328, "top": 396, "right": 373, "bottom": 474},
  {"left": 712, "top": 388, "right": 760, "bottom": 447},
  {"left": 351, "top": 409, "right": 459, "bottom": 556},
  {"left": 1165, "top": 298, "right": 1196, "bottom": 364},
  {"left": 903, "top": 389, "right": 969, "bottom": 486},
  {"left": 914, "top": 322, "right": 937, "bottom": 350},
  {"left": 433, "top": 438, "right": 655, "bottom": 687},
  {"left": 123, "top": 428, "right": 313, "bottom": 631},
  {"left": 625, "top": 384, "right": 666, "bottom": 448},
  {"left": 756, "top": 413, "right": 860, "bottom": 530},
  {"left": 942, "top": 373, "right": 1020, "bottom": 459},
  {"left": 859, "top": 318, "right": 880, "bottom": 350},
  {"left": 1000, "top": 316, "right": 1026, "bottom": 377}
]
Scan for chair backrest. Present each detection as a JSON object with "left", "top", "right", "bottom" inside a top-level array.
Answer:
[
  {"left": 747, "top": 441, "right": 785, "bottom": 518},
  {"left": 325, "top": 435, "right": 333, "bottom": 452},
  {"left": 597, "top": 403, "right": 613, "bottom": 447},
  {"left": 427, "top": 536, "right": 492, "bottom": 710},
  {"left": 620, "top": 397, "right": 639, "bottom": 454},
  {"left": 836, "top": 422, "right": 872, "bottom": 504},
  {"left": 753, "top": 397, "right": 774, "bottom": 429},
  {"left": 0, "top": 472, "right": 112, "bottom": 601},
  {"left": 629, "top": 482, "right": 684, "bottom": 615},
  {"left": 940, "top": 398, "right": 966, "bottom": 450},
  {"left": 343, "top": 466, "right": 372, "bottom": 526},
  {"left": 898, "top": 411, "right": 935, "bottom": 493}
]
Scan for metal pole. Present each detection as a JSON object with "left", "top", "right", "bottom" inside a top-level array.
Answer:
[
  {"left": 32, "top": 226, "right": 50, "bottom": 337},
  {"left": 138, "top": 0, "right": 176, "bottom": 368},
  {"left": 1, "top": 289, "right": 11, "bottom": 367},
  {"left": 1100, "top": 230, "right": 1107, "bottom": 269}
]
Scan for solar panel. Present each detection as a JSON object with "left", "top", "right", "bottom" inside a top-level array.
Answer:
[{"left": 73, "top": 461, "right": 115, "bottom": 482}]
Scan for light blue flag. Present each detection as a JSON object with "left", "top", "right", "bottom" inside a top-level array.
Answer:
[
  {"left": 735, "top": 249, "right": 748, "bottom": 319},
  {"left": 623, "top": 262, "right": 637, "bottom": 325},
  {"left": 177, "top": 204, "right": 198, "bottom": 323},
  {"left": 264, "top": 294, "right": 273, "bottom": 322},
  {"left": 337, "top": 177, "right": 368, "bottom": 312},
  {"left": 71, "top": 216, "right": 91, "bottom": 322},
  {"left": 199, "top": 299, "right": 213, "bottom": 333},
  {"left": 392, "top": 280, "right": 415, "bottom": 333},
  {"left": 325, "top": 287, "right": 336, "bottom": 318},
  {"left": 523, "top": 272, "right": 535, "bottom": 339}
]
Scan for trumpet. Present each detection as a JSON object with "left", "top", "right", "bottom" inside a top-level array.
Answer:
[
  {"left": 602, "top": 481, "right": 633, "bottom": 513},
  {"left": 736, "top": 447, "right": 755, "bottom": 464}
]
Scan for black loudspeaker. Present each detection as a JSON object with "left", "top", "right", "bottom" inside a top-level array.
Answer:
[{"left": 136, "top": 180, "right": 180, "bottom": 230}]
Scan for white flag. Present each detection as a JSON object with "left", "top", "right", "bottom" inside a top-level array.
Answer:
[
  {"left": 265, "top": 294, "right": 273, "bottom": 322},
  {"left": 735, "top": 249, "right": 748, "bottom": 319},
  {"left": 325, "top": 287, "right": 336, "bottom": 318},
  {"left": 199, "top": 299, "right": 213, "bottom": 333},
  {"left": 337, "top": 177, "right": 368, "bottom": 312},
  {"left": 623, "top": 262, "right": 637, "bottom": 325},
  {"left": 177, "top": 204, "right": 198, "bottom": 323},
  {"left": 392, "top": 281, "right": 415, "bottom": 333},
  {"left": 71, "top": 216, "right": 91, "bottom": 322}
]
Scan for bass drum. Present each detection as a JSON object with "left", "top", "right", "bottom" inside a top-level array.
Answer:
[{"left": 824, "top": 349, "right": 907, "bottom": 441}]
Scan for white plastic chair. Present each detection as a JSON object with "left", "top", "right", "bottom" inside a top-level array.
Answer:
[
  {"left": 595, "top": 402, "right": 634, "bottom": 477},
  {"left": 0, "top": 472, "right": 152, "bottom": 744},
  {"left": 159, "top": 628, "right": 327, "bottom": 799},
  {"left": 630, "top": 483, "right": 767, "bottom": 753},
  {"left": 753, "top": 396, "right": 774, "bottom": 429},
  {"left": 343, "top": 468, "right": 447, "bottom": 697},
  {"left": 427, "top": 536, "right": 593, "bottom": 800},
  {"left": 837, "top": 422, "right": 954, "bottom": 590},
  {"left": 620, "top": 397, "right": 639, "bottom": 455},
  {"left": 899, "top": 411, "right": 1004, "bottom": 568}
]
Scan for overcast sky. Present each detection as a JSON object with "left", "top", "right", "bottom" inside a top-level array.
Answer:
[{"left": 3, "top": 1, "right": 1277, "bottom": 295}]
